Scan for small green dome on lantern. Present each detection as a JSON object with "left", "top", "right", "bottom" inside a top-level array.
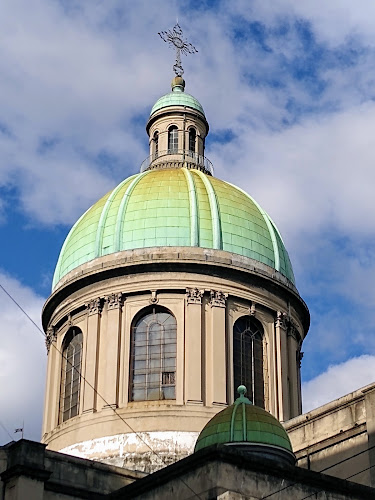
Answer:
[
  {"left": 194, "top": 386, "right": 294, "bottom": 456},
  {"left": 150, "top": 77, "right": 205, "bottom": 117}
]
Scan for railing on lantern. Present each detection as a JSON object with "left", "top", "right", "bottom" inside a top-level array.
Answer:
[{"left": 139, "top": 149, "right": 214, "bottom": 176}]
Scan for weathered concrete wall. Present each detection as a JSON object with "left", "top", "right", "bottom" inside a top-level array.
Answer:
[
  {"left": 285, "top": 382, "right": 375, "bottom": 487},
  {"left": 109, "top": 446, "right": 375, "bottom": 500},
  {"left": 59, "top": 430, "right": 199, "bottom": 473},
  {"left": 0, "top": 440, "right": 143, "bottom": 500}
]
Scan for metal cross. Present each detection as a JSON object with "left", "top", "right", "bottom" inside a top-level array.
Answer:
[{"left": 158, "top": 23, "right": 198, "bottom": 77}]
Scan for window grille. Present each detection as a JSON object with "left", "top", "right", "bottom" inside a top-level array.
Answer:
[
  {"left": 233, "top": 317, "right": 264, "bottom": 407},
  {"left": 153, "top": 131, "right": 159, "bottom": 159},
  {"left": 130, "top": 307, "right": 177, "bottom": 401},
  {"left": 168, "top": 126, "right": 178, "bottom": 153},
  {"left": 188, "top": 128, "right": 196, "bottom": 153},
  {"left": 59, "top": 327, "right": 83, "bottom": 422}
]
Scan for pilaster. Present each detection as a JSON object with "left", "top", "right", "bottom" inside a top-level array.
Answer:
[
  {"left": 185, "top": 288, "right": 204, "bottom": 404},
  {"left": 274, "top": 311, "right": 290, "bottom": 421},
  {"left": 42, "top": 326, "right": 58, "bottom": 433},
  {"left": 82, "top": 298, "right": 102, "bottom": 413},
  {"left": 287, "top": 325, "right": 300, "bottom": 418},
  {"left": 100, "top": 293, "right": 124, "bottom": 410},
  {"left": 205, "top": 290, "right": 228, "bottom": 406}
]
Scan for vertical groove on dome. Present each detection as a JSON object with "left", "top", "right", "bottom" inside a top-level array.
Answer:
[
  {"left": 182, "top": 168, "right": 199, "bottom": 246},
  {"left": 114, "top": 171, "right": 150, "bottom": 252},
  {"left": 228, "top": 183, "right": 280, "bottom": 273},
  {"left": 94, "top": 175, "right": 137, "bottom": 259},
  {"left": 194, "top": 170, "right": 222, "bottom": 250},
  {"left": 230, "top": 404, "right": 238, "bottom": 442}
]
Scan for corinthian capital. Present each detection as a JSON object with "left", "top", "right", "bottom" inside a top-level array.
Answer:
[
  {"left": 186, "top": 287, "right": 204, "bottom": 305},
  {"left": 209, "top": 290, "right": 228, "bottom": 308},
  {"left": 87, "top": 297, "right": 103, "bottom": 315},
  {"left": 106, "top": 292, "right": 123, "bottom": 310},
  {"left": 45, "top": 326, "right": 57, "bottom": 353}
]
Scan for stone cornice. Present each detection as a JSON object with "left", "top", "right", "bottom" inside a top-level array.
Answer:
[{"left": 43, "top": 247, "right": 309, "bottom": 333}]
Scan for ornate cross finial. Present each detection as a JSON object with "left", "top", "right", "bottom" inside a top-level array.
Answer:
[{"left": 158, "top": 23, "right": 198, "bottom": 77}]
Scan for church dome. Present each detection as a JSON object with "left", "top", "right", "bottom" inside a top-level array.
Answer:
[
  {"left": 150, "top": 77, "right": 205, "bottom": 117},
  {"left": 52, "top": 168, "right": 295, "bottom": 289},
  {"left": 194, "top": 386, "right": 294, "bottom": 464}
]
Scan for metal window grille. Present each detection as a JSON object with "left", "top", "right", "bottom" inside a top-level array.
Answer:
[
  {"left": 188, "top": 128, "right": 196, "bottom": 153},
  {"left": 154, "top": 131, "right": 159, "bottom": 159},
  {"left": 59, "top": 328, "right": 83, "bottom": 422},
  {"left": 233, "top": 317, "right": 265, "bottom": 407},
  {"left": 168, "top": 126, "right": 178, "bottom": 153},
  {"left": 130, "top": 308, "right": 177, "bottom": 402}
]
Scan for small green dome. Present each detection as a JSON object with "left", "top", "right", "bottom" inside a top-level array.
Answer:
[
  {"left": 150, "top": 85, "right": 205, "bottom": 117},
  {"left": 52, "top": 169, "right": 295, "bottom": 289},
  {"left": 194, "top": 386, "right": 293, "bottom": 454}
]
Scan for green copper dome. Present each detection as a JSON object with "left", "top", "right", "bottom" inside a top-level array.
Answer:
[
  {"left": 194, "top": 386, "right": 293, "bottom": 454},
  {"left": 53, "top": 168, "right": 295, "bottom": 289},
  {"left": 150, "top": 86, "right": 205, "bottom": 117}
]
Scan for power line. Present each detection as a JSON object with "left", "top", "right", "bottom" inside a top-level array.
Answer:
[
  {"left": 0, "top": 282, "right": 202, "bottom": 500},
  {"left": 261, "top": 444, "right": 375, "bottom": 499},
  {"left": 4, "top": 281, "right": 375, "bottom": 500}
]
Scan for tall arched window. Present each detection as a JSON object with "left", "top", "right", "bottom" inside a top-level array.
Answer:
[
  {"left": 153, "top": 131, "right": 159, "bottom": 159},
  {"left": 59, "top": 327, "right": 83, "bottom": 422},
  {"left": 130, "top": 307, "right": 177, "bottom": 401},
  {"left": 168, "top": 126, "right": 178, "bottom": 153},
  {"left": 188, "top": 128, "right": 196, "bottom": 153},
  {"left": 233, "top": 316, "right": 264, "bottom": 408}
]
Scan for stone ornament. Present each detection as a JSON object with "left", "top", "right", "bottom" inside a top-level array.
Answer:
[
  {"left": 149, "top": 290, "right": 159, "bottom": 304},
  {"left": 275, "top": 311, "right": 288, "bottom": 330},
  {"left": 45, "top": 326, "right": 57, "bottom": 353},
  {"left": 249, "top": 302, "right": 256, "bottom": 316},
  {"left": 209, "top": 290, "right": 228, "bottom": 308},
  {"left": 106, "top": 292, "right": 123, "bottom": 310},
  {"left": 186, "top": 287, "right": 204, "bottom": 305},
  {"left": 87, "top": 297, "right": 103, "bottom": 315}
]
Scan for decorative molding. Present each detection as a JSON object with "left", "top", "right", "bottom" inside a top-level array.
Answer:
[
  {"left": 67, "top": 313, "right": 73, "bottom": 327},
  {"left": 186, "top": 287, "right": 204, "bottom": 305},
  {"left": 298, "top": 350, "right": 304, "bottom": 368},
  {"left": 209, "top": 290, "right": 228, "bottom": 308},
  {"left": 87, "top": 297, "right": 103, "bottom": 315},
  {"left": 249, "top": 301, "right": 256, "bottom": 316},
  {"left": 45, "top": 326, "right": 57, "bottom": 353},
  {"left": 275, "top": 311, "right": 288, "bottom": 330},
  {"left": 106, "top": 292, "right": 124, "bottom": 310},
  {"left": 149, "top": 290, "right": 159, "bottom": 304}
]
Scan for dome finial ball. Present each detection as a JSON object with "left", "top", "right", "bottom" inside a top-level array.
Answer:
[{"left": 237, "top": 385, "right": 247, "bottom": 396}]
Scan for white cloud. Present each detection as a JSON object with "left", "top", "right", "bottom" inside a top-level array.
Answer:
[
  {"left": 302, "top": 355, "right": 375, "bottom": 412},
  {"left": 0, "top": 271, "right": 46, "bottom": 444}
]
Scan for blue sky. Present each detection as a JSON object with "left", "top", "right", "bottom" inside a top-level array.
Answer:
[{"left": 1, "top": 0, "right": 375, "bottom": 443}]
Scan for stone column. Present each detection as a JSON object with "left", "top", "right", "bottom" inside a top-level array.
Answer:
[
  {"left": 185, "top": 288, "right": 204, "bottom": 404},
  {"left": 101, "top": 293, "right": 124, "bottom": 410},
  {"left": 82, "top": 298, "right": 102, "bottom": 413},
  {"left": 275, "top": 311, "right": 290, "bottom": 421},
  {"left": 206, "top": 290, "right": 228, "bottom": 406}
]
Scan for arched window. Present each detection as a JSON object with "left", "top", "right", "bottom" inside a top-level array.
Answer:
[
  {"left": 233, "top": 317, "right": 264, "bottom": 407},
  {"left": 153, "top": 131, "right": 159, "bottom": 159},
  {"left": 188, "top": 128, "right": 196, "bottom": 153},
  {"left": 168, "top": 126, "right": 178, "bottom": 153},
  {"left": 130, "top": 307, "right": 177, "bottom": 401},
  {"left": 59, "top": 327, "right": 83, "bottom": 422}
]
